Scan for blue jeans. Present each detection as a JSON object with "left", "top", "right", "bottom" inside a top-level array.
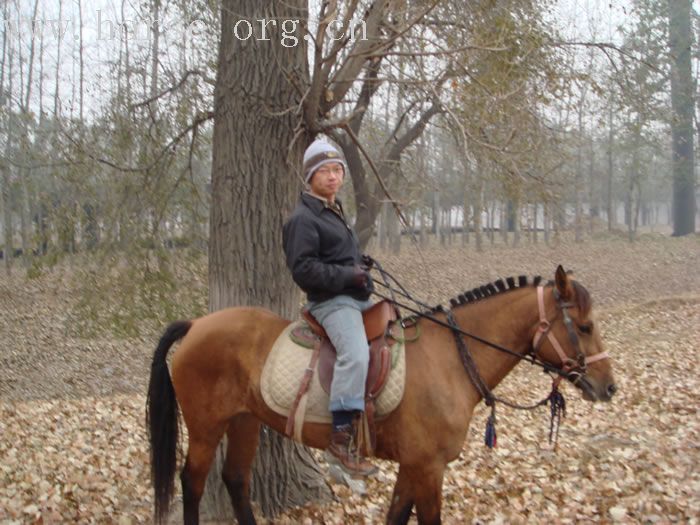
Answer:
[{"left": 308, "top": 295, "right": 373, "bottom": 412}]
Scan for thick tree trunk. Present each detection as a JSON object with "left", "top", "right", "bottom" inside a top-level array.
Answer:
[{"left": 207, "top": 0, "right": 329, "bottom": 519}]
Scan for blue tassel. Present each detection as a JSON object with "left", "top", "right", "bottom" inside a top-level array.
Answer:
[{"left": 484, "top": 412, "right": 497, "bottom": 448}]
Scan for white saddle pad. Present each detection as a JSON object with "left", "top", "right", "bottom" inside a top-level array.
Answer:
[{"left": 260, "top": 321, "right": 406, "bottom": 430}]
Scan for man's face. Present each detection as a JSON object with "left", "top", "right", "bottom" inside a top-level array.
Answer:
[{"left": 309, "top": 162, "right": 344, "bottom": 201}]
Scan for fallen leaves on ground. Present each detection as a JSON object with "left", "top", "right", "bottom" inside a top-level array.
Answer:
[{"left": 0, "top": 298, "right": 697, "bottom": 523}]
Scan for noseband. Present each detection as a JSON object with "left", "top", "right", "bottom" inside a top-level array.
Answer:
[{"left": 532, "top": 285, "right": 609, "bottom": 381}]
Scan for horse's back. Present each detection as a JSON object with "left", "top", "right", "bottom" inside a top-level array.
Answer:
[
  {"left": 191, "top": 305, "right": 289, "bottom": 338},
  {"left": 172, "top": 307, "right": 290, "bottom": 385}
]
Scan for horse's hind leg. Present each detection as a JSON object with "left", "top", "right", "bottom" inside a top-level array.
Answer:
[
  {"left": 386, "top": 465, "right": 415, "bottom": 525},
  {"left": 180, "top": 424, "right": 227, "bottom": 525},
  {"left": 222, "top": 413, "right": 261, "bottom": 525}
]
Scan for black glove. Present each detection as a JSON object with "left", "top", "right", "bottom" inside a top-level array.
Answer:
[
  {"left": 349, "top": 265, "right": 373, "bottom": 293},
  {"left": 361, "top": 254, "right": 374, "bottom": 269}
]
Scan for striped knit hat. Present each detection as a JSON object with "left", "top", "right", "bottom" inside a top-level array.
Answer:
[{"left": 302, "top": 139, "right": 347, "bottom": 183}]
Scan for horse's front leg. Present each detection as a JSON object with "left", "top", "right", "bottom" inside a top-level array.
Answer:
[
  {"left": 386, "top": 465, "right": 415, "bottom": 525},
  {"left": 411, "top": 464, "right": 445, "bottom": 525}
]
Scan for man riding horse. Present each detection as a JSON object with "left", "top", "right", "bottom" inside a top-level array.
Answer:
[{"left": 282, "top": 138, "right": 376, "bottom": 477}]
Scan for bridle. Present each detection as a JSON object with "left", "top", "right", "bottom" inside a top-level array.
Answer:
[{"left": 531, "top": 285, "right": 609, "bottom": 383}]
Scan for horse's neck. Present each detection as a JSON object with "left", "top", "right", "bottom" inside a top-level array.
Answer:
[{"left": 450, "top": 287, "right": 541, "bottom": 391}]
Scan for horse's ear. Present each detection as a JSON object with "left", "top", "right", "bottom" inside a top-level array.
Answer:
[{"left": 555, "top": 265, "right": 573, "bottom": 300}]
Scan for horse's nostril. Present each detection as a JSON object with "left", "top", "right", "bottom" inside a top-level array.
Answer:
[{"left": 607, "top": 383, "right": 617, "bottom": 397}]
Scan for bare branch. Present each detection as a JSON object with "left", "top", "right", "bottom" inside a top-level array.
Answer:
[
  {"left": 129, "top": 69, "right": 211, "bottom": 110},
  {"left": 548, "top": 41, "right": 662, "bottom": 73},
  {"left": 58, "top": 111, "right": 214, "bottom": 173}
]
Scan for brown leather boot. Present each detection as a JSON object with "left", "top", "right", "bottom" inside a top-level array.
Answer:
[{"left": 326, "top": 423, "right": 377, "bottom": 477}]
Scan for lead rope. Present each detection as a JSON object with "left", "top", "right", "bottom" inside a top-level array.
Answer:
[
  {"left": 446, "top": 310, "right": 567, "bottom": 449},
  {"left": 446, "top": 311, "right": 499, "bottom": 447},
  {"left": 369, "top": 258, "right": 399, "bottom": 306},
  {"left": 546, "top": 378, "right": 567, "bottom": 450}
]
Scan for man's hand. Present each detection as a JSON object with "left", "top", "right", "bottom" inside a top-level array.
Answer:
[
  {"left": 350, "top": 265, "right": 373, "bottom": 293},
  {"left": 361, "top": 254, "right": 374, "bottom": 269}
]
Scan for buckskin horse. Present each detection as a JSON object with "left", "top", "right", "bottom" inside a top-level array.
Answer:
[{"left": 146, "top": 265, "right": 616, "bottom": 524}]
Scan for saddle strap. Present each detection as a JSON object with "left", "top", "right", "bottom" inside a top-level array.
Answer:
[
  {"left": 368, "top": 336, "right": 393, "bottom": 398},
  {"left": 285, "top": 342, "right": 322, "bottom": 439},
  {"left": 359, "top": 399, "right": 376, "bottom": 457}
]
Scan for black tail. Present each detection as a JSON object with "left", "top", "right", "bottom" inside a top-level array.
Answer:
[{"left": 146, "top": 319, "right": 192, "bottom": 524}]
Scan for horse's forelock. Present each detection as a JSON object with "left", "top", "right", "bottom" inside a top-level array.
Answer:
[{"left": 572, "top": 280, "right": 592, "bottom": 317}]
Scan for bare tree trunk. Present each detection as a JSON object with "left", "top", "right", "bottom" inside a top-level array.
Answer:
[
  {"left": 588, "top": 136, "right": 597, "bottom": 234},
  {"left": 462, "top": 185, "right": 469, "bottom": 246},
  {"left": 445, "top": 208, "right": 452, "bottom": 246},
  {"left": 17, "top": 0, "right": 41, "bottom": 268},
  {"left": 627, "top": 122, "right": 642, "bottom": 242},
  {"left": 512, "top": 199, "right": 521, "bottom": 248},
  {"left": 78, "top": 0, "right": 84, "bottom": 121},
  {"left": 379, "top": 201, "right": 389, "bottom": 251},
  {"left": 473, "top": 179, "right": 483, "bottom": 252},
  {"left": 553, "top": 202, "right": 563, "bottom": 244},
  {"left": 436, "top": 192, "right": 445, "bottom": 247},
  {"left": 575, "top": 106, "right": 584, "bottom": 243},
  {"left": 54, "top": 0, "right": 63, "bottom": 115},
  {"left": 625, "top": 184, "right": 633, "bottom": 241},
  {"left": 485, "top": 200, "right": 491, "bottom": 244},
  {"left": 388, "top": 201, "right": 401, "bottom": 254},
  {"left": 207, "top": 0, "right": 329, "bottom": 519},
  {"left": 500, "top": 201, "right": 508, "bottom": 244},
  {"left": 632, "top": 181, "right": 642, "bottom": 239},
  {"left": 532, "top": 202, "right": 538, "bottom": 244},
  {"left": 38, "top": 18, "right": 45, "bottom": 118},
  {"left": 1, "top": 2, "right": 13, "bottom": 275},
  {"left": 419, "top": 206, "right": 427, "bottom": 247},
  {"left": 668, "top": 0, "right": 696, "bottom": 235},
  {"left": 492, "top": 201, "right": 498, "bottom": 244},
  {"left": 19, "top": 169, "right": 31, "bottom": 267},
  {"left": 607, "top": 99, "right": 614, "bottom": 231}
]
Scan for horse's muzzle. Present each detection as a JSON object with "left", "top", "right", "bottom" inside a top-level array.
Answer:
[{"left": 577, "top": 376, "right": 617, "bottom": 402}]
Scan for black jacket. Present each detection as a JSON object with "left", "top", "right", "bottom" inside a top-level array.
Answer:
[{"left": 283, "top": 192, "right": 371, "bottom": 302}]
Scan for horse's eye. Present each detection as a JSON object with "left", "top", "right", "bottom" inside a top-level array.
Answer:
[{"left": 578, "top": 323, "right": 592, "bottom": 334}]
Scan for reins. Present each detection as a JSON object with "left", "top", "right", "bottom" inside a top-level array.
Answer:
[{"left": 367, "top": 258, "right": 599, "bottom": 449}]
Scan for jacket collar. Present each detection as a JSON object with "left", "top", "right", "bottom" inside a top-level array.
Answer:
[{"left": 300, "top": 191, "right": 343, "bottom": 216}]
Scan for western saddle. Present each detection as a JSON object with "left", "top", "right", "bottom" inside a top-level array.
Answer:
[{"left": 285, "top": 299, "right": 399, "bottom": 450}]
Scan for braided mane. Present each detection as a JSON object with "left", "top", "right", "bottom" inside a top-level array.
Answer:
[{"left": 425, "top": 274, "right": 592, "bottom": 317}]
